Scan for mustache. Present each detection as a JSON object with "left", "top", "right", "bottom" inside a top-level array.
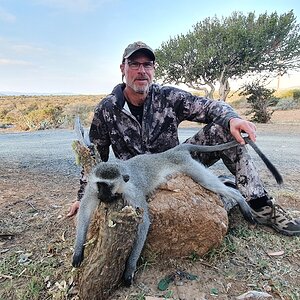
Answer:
[{"left": 135, "top": 77, "right": 148, "bottom": 80}]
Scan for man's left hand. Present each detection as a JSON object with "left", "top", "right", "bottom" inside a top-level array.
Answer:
[{"left": 229, "top": 118, "right": 257, "bottom": 144}]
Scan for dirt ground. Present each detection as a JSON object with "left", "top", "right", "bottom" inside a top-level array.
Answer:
[{"left": 0, "top": 109, "right": 300, "bottom": 300}]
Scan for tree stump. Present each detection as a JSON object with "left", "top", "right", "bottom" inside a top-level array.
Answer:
[
  {"left": 77, "top": 200, "right": 143, "bottom": 300},
  {"left": 76, "top": 174, "right": 228, "bottom": 299}
]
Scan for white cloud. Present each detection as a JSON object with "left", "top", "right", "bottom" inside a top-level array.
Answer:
[
  {"left": 0, "top": 58, "right": 32, "bottom": 66},
  {"left": 0, "top": 7, "right": 16, "bottom": 23},
  {"left": 33, "top": 0, "right": 112, "bottom": 12}
]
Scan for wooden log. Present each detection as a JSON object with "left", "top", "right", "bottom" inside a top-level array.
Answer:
[
  {"left": 71, "top": 140, "right": 98, "bottom": 174},
  {"left": 77, "top": 199, "right": 143, "bottom": 300}
]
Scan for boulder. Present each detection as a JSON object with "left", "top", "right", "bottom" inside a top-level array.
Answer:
[{"left": 145, "top": 173, "right": 228, "bottom": 258}]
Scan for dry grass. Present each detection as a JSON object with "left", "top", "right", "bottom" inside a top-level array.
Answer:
[{"left": 0, "top": 95, "right": 103, "bottom": 130}]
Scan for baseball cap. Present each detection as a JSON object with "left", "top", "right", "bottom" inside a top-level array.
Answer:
[{"left": 122, "top": 41, "right": 155, "bottom": 62}]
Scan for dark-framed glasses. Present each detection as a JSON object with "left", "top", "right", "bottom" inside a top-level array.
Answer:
[{"left": 127, "top": 60, "right": 154, "bottom": 70}]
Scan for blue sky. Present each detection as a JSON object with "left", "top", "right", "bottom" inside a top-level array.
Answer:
[{"left": 0, "top": 0, "right": 300, "bottom": 94}]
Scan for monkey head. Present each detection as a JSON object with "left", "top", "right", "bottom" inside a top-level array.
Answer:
[{"left": 93, "top": 163, "right": 130, "bottom": 203}]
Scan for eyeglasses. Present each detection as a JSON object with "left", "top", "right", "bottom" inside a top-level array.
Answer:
[{"left": 126, "top": 60, "right": 154, "bottom": 70}]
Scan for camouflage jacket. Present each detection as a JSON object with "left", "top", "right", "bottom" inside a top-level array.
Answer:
[{"left": 89, "top": 83, "right": 240, "bottom": 161}]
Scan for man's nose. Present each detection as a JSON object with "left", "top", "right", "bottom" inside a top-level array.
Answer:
[{"left": 137, "top": 64, "right": 146, "bottom": 72}]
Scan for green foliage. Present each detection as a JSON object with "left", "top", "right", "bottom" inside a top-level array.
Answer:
[
  {"left": 240, "top": 80, "right": 275, "bottom": 123},
  {"left": 274, "top": 98, "right": 300, "bottom": 110},
  {"left": 155, "top": 10, "right": 300, "bottom": 100},
  {"left": 293, "top": 89, "right": 300, "bottom": 100},
  {"left": 24, "top": 106, "right": 64, "bottom": 130}
]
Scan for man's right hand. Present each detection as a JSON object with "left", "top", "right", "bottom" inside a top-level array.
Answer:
[{"left": 67, "top": 201, "right": 80, "bottom": 217}]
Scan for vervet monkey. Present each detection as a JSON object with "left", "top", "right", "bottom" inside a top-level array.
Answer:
[{"left": 72, "top": 139, "right": 282, "bottom": 286}]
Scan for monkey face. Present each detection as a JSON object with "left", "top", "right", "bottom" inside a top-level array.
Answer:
[
  {"left": 96, "top": 182, "right": 122, "bottom": 203},
  {"left": 93, "top": 163, "right": 130, "bottom": 203}
]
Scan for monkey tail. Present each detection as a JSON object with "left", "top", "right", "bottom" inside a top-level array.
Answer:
[
  {"left": 245, "top": 138, "right": 283, "bottom": 184},
  {"left": 177, "top": 141, "right": 239, "bottom": 153},
  {"left": 178, "top": 138, "right": 283, "bottom": 185}
]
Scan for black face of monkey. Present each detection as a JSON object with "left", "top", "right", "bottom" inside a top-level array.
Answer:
[{"left": 96, "top": 182, "right": 122, "bottom": 203}]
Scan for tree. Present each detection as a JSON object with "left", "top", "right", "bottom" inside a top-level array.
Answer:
[{"left": 155, "top": 10, "right": 300, "bottom": 100}]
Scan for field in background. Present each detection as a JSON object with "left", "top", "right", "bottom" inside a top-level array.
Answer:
[
  {"left": 0, "top": 87, "right": 300, "bottom": 131},
  {"left": 0, "top": 95, "right": 103, "bottom": 131}
]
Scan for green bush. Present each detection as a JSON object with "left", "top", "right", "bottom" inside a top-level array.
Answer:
[
  {"left": 274, "top": 99, "right": 300, "bottom": 110},
  {"left": 239, "top": 81, "right": 275, "bottom": 123},
  {"left": 25, "top": 106, "right": 65, "bottom": 130},
  {"left": 293, "top": 89, "right": 300, "bottom": 101}
]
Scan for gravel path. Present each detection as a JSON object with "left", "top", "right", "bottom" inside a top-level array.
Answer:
[{"left": 0, "top": 127, "right": 299, "bottom": 176}]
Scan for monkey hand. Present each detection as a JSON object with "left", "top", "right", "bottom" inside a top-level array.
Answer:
[
  {"left": 72, "top": 247, "right": 85, "bottom": 267},
  {"left": 123, "top": 259, "right": 138, "bottom": 286},
  {"left": 123, "top": 270, "right": 134, "bottom": 287}
]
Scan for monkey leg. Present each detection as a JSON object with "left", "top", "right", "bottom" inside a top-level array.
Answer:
[
  {"left": 123, "top": 206, "right": 150, "bottom": 286},
  {"left": 183, "top": 158, "right": 255, "bottom": 224}
]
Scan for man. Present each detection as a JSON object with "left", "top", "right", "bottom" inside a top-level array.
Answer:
[{"left": 67, "top": 41, "right": 300, "bottom": 236}]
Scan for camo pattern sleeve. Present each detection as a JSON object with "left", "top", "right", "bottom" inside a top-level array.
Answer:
[{"left": 158, "top": 85, "right": 240, "bottom": 129}]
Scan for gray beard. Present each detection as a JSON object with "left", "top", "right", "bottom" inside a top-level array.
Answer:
[{"left": 133, "top": 84, "right": 149, "bottom": 94}]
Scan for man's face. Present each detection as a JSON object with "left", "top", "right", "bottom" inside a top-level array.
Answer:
[{"left": 120, "top": 52, "right": 155, "bottom": 94}]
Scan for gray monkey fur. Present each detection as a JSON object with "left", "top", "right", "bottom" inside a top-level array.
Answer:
[{"left": 72, "top": 139, "right": 282, "bottom": 286}]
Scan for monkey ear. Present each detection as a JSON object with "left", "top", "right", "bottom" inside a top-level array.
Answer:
[{"left": 123, "top": 174, "right": 130, "bottom": 182}]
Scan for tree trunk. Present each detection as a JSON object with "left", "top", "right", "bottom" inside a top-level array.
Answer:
[
  {"left": 207, "top": 82, "right": 215, "bottom": 99},
  {"left": 219, "top": 78, "right": 231, "bottom": 101},
  {"left": 76, "top": 200, "right": 143, "bottom": 300},
  {"left": 145, "top": 174, "right": 228, "bottom": 258}
]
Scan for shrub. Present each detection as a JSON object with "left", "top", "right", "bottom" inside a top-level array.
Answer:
[
  {"left": 62, "top": 103, "right": 95, "bottom": 127},
  {"left": 24, "top": 106, "right": 65, "bottom": 130},
  {"left": 274, "top": 98, "right": 300, "bottom": 110},
  {"left": 293, "top": 89, "right": 300, "bottom": 101},
  {"left": 239, "top": 81, "right": 275, "bottom": 123}
]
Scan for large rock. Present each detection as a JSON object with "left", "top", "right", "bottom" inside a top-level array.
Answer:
[{"left": 145, "top": 173, "right": 228, "bottom": 258}]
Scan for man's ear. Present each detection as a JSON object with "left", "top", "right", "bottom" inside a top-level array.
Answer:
[{"left": 120, "top": 63, "right": 125, "bottom": 74}]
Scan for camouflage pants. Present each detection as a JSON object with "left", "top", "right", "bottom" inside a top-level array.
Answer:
[{"left": 184, "top": 123, "right": 268, "bottom": 201}]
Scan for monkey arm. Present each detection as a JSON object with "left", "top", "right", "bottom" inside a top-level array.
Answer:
[{"left": 72, "top": 186, "right": 99, "bottom": 267}]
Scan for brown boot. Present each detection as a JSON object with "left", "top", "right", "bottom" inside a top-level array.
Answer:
[{"left": 252, "top": 198, "right": 300, "bottom": 236}]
